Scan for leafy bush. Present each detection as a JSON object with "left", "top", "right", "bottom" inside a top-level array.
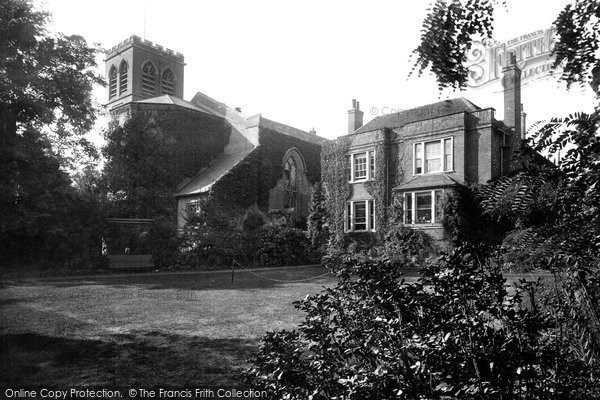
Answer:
[
  {"left": 244, "top": 246, "right": 600, "bottom": 399},
  {"left": 242, "top": 206, "right": 267, "bottom": 232},
  {"left": 149, "top": 217, "right": 178, "bottom": 268},
  {"left": 383, "top": 224, "right": 435, "bottom": 264},
  {"left": 256, "top": 225, "right": 315, "bottom": 267},
  {"left": 178, "top": 201, "right": 244, "bottom": 268}
]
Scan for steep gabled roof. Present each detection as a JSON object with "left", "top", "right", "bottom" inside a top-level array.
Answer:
[
  {"left": 175, "top": 149, "right": 254, "bottom": 197},
  {"left": 355, "top": 98, "right": 480, "bottom": 134},
  {"left": 166, "top": 90, "right": 328, "bottom": 198}
]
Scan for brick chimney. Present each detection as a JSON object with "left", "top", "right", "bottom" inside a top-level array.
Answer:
[
  {"left": 502, "top": 54, "right": 523, "bottom": 151},
  {"left": 347, "top": 99, "right": 363, "bottom": 134}
]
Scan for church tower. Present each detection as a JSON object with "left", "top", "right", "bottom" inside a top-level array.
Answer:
[{"left": 105, "top": 35, "right": 185, "bottom": 110}]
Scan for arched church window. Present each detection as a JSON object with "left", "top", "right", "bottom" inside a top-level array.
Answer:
[
  {"left": 119, "top": 61, "right": 128, "bottom": 95},
  {"left": 161, "top": 69, "right": 175, "bottom": 95},
  {"left": 283, "top": 157, "right": 298, "bottom": 208},
  {"left": 284, "top": 158, "right": 297, "bottom": 191},
  {"left": 108, "top": 66, "right": 117, "bottom": 99},
  {"left": 141, "top": 62, "right": 157, "bottom": 95}
]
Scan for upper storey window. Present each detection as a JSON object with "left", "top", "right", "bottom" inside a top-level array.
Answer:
[
  {"left": 108, "top": 66, "right": 117, "bottom": 99},
  {"left": 161, "top": 69, "right": 175, "bottom": 95},
  {"left": 414, "top": 137, "right": 453, "bottom": 174},
  {"left": 349, "top": 150, "right": 375, "bottom": 182},
  {"left": 119, "top": 61, "right": 128, "bottom": 95},
  {"left": 141, "top": 62, "right": 157, "bottom": 95}
]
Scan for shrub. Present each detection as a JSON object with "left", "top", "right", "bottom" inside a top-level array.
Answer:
[
  {"left": 383, "top": 224, "right": 435, "bottom": 264},
  {"left": 149, "top": 217, "right": 178, "bottom": 268},
  {"left": 244, "top": 245, "right": 600, "bottom": 399},
  {"left": 256, "top": 225, "right": 315, "bottom": 267},
  {"left": 178, "top": 203, "right": 244, "bottom": 268},
  {"left": 242, "top": 207, "right": 266, "bottom": 232}
]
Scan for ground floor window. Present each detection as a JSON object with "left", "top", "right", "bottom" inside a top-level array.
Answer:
[
  {"left": 186, "top": 200, "right": 201, "bottom": 217},
  {"left": 345, "top": 200, "right": 375, "bottom": 232},
  {"left": 403, "top": 189, "right": 443, "bottom": 224}
]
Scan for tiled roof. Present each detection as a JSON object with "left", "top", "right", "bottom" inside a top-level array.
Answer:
[
  {"left": 355, "top": 98, "right": 480, "bottom": 134},
  {"left": 175, "top": 149, "right": 254, "bottom": 197},
  {"left": 393, "top": 174, "right": 464, "bottom": 191}
]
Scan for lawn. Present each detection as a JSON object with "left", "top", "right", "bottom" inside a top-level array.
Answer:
[
  {"left": 0, "top": 265, "right": 549, "bottom": 389},
  {"left": 0, "top": 265, "right": 339, "bottom": 387}
]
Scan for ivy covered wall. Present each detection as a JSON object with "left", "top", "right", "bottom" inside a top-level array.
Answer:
[
  {"left": 206, "top": 126, "right": 322, "bottom": 225},
  {"left": 103, "top": 104, "right": 230, "bottom": 219},
  {"left": 321, "top": 128, "right": 405, "bottom": 246}
]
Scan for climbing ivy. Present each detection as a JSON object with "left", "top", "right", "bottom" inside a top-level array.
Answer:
[
  {"left": 208, "top": 126, "right": 322, "bottom": 223},
  {"left": 364, "top": 142, "right": 389, "bottom": 241},
  {"left": 321, "top": 136, "right": 351, "bottom": 237}
]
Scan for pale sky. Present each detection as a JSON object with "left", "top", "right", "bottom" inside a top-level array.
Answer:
[{"left": 37, "top": 0, "right": 596, "bottom": 143}]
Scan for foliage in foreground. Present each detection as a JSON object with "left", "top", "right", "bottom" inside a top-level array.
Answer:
[{"left": 244, "top": 247, "right": 600, "bottom": 399}]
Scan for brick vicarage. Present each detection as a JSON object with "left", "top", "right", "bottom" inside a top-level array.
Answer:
[{"left": 325, "top": 57, "right": 523, "bottom": 241}]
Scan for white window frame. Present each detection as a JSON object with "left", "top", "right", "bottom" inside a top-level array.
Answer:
[
  {"left": 186, "top": 200, "right": 201, "bottom": 216},
  {"left": 349, "top": 150, "right": 376, "bottom": 182},
  {"left": 413, "top": 137, "right": 453, "bottom": 175},
  {"left": 345, "top": 200, "right": 375, "bottom": 232},
  {"left": 403, "top": 189, "right": 444, "bottom": 225}
]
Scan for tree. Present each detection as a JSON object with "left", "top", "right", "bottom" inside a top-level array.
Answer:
[
  {"left": 102, "top": 115, "right": 176, "bottom": 218},
  {"left": 412, "top": 0, "right": 600, "bottom": 92},
  {"left": 0, "top": 0, "right": 104, "bottom": 162},
  {"left": 0, "top": 0, "right": 105, "bottom": 270},
  {"left": 0, "top": 128, "right": 106, "bottom": 269}
]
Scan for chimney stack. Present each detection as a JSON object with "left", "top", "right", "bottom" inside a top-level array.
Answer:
[
  {"left": 348, "top": 99, "right": 363, "bottom": 134},
  {"left": 502, "top": 53, "right": 522, "bottom": 151}
]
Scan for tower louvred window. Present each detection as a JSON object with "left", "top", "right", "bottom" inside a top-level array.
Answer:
[
  {"left": 109, "top": 66, "right": 117, "bottom": 98},
  {"left": 141, "top": 62, "right": 157, "bottom": 95},
  {"left": 119, "top": 61, "right": 128, "bottom": 94},
  {"left": 161, "top": 69, "right": 175, "bottom": 95}
]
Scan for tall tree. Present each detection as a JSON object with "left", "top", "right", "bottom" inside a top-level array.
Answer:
[
  {"left": 0, "top": 0, "right": 105, "bottom": 269},
  {"left": 0, "top": 0, "right": 104, "bottom": 162}
]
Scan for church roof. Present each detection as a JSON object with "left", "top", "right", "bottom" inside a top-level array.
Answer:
[
  {"left": 175, "top": 149, "right": 254, "bottom": 197},
  {"left": 158, "top": 90, "right": 328, "bottom": 198},
  {"left": 354, "top": 98, "right": 480, "bottom": 134},
  {"left": 136, "top": 95, "right": 221, "bottom": 116},
  {"left": 393, "top": 174, "right": 464, "bottom": 191},
  {"left": 260, "top": 117, "right": 328, "bottom": 145}
]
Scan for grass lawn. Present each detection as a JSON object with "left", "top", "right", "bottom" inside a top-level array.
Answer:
[
  {"left": 0, "top": 264, "right": 548, "bottom": 388},
  {"left": 0, "top": 265, "right": 340, "bottom": 387}
]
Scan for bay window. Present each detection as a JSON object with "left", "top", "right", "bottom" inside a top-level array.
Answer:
[
  {"left": 345, "top": 200, "right": 375, "bottom": 232},
  {"left": 403, "top": 189, "right": 444, "bottom": 224},
  {"left": 413, "top": 138, "right": 453, "bottom": 174}
]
